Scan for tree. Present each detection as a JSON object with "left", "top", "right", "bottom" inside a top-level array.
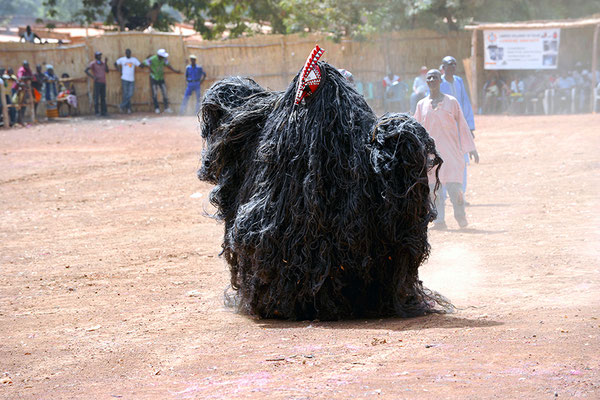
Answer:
[
  {"left": 107, "top": 0, "right": 176, "bottom": 31},
  {"left": 279, "top": 0, "right": 378, "bottom": 40},
  {"left": 166, "top": 0, "right": 287, "bottom": 39},
  {"left": 43, "top": 0, "right": 107, "bottom": 25},
  {"left": 40, "top": 0, "right": 600, "bottom": 38}
]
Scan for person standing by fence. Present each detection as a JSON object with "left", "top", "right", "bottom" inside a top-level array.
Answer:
[
  {"left": 85, "top": 51, "right": 109, "bottom": 117},
  {"left": 115, "top": 48, "right": 142, "bottom": 114},
  {"left": 143, "top": 48, "right": 180, "bottom": 114},
  {"left": 14, "top": 61, "right": 33, "bottom": 124},
  {"left": 43, "top": 65, "right": 59, "bottom": 119},
  {"left": 20, "top": 26, "right": 42, "bottom": 44},
  {"left": 410, "top": 66, "right": 428, "bottom": 114},
  {"left": 180, "top": 55, "right": 206, "bottom": 115},
  {"left": 31, "top": 64, "right": 44, "bottom": 114}
]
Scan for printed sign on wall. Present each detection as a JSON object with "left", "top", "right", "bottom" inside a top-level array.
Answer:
[{"left": 483, "top": 29, "right": 560, "bottom": 70}]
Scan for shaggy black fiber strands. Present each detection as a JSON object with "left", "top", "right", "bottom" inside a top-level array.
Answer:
[{"left": 198, "top": 63, "right": 451, "bottom": 320}]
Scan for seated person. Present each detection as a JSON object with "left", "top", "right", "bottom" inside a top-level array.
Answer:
[
  {"left": 509, "top": 75, "right": 525, "bottom": 114},
  {"left": 57, "top": 73, "right": 78, "bottom": 116},
  {"left": 482, "top": 73, "right": 508, "bottom": 114},
  {"left": 523, "top": 73, "right": 547, "bottom": 114},
  {"left": 555, "top": 72, "right": 576, "bottom": 113},
  {"left": 572, "top": 67, "right": 588, "bottom": 113}
]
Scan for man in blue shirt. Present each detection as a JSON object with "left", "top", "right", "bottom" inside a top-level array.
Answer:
[
  {"left": 440, "top": 55, "right": 475, "bottom": 199},
  {"left": 180, "top": 55, "right": 206, "bottom": 115}
]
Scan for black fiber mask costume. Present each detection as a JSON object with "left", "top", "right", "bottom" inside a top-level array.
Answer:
[{"left": 198, "top": 46, "right": 451, "bottom": 320}]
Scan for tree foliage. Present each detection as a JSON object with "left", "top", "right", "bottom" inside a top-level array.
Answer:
[
  {"left": 38, "top": 0, "right": 600, "bottom": 39},
  {"left": 280, "top": 0, "right": 600, "bottom": 38}
]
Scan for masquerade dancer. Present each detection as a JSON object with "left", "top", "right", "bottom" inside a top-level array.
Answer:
[{"left": 198, "top": 46, "right": 452, "bottom": 320}]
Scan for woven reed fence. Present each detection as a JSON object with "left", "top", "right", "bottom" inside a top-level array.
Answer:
[
  {"left": 86, "top": 32, "right": 188, "bottom": 113},
  {"left": 0, "top": 42, "right": 91, "bottom": 113},
  {"left": 1, "top": 30, "right": 471, "bottom": 118},
  {"left": 0, "top": 32, "right": 190, "bottom": 116},
  {"left": 188, "top": 30, "right": 472, "bottom": 111}
]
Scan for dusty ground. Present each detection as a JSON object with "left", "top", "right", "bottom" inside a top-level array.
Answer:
[{"left": 1, "top": 113, "right": 599, "bottom": 399}]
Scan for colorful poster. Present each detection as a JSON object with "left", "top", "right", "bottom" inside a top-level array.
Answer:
[{"left": 483, "top": 29, "right": 560, "bottom": 70}]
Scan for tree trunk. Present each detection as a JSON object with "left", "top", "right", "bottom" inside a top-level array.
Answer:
[{"left": 111, "top": 0, "right": 127, "bottom": 31}]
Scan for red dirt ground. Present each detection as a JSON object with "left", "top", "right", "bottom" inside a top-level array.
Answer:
[{"left": 1, "top": 113, "right": 599, "bottom": 399}]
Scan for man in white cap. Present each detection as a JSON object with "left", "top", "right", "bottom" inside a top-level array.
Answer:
[
  {"left": 180, "top": 54, "right": 206, "bottom": 115},
  {"left": 143, "top": 48, "right": 181, "bottom": 114}
]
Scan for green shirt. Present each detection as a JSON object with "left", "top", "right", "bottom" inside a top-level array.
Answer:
[{"left": 144, "top": 55, "right": 169, "bottom": 81}]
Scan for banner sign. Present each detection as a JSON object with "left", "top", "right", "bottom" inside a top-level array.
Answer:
[{"left": 483, "top": 29, "right": 560, "bottom": 70}]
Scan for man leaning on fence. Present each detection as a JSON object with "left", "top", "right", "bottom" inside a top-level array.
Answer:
[
  {"left": 143, "top": 49, "right": 181, "bottom": 114},
  {"left": 115, "top": 48, "right": 142, "bottom": 114},
  {"left": 180, "top": 54, "right": 206, "bottom": 115},
  {"left": 85, "top": 51, "right": 109, "bottom": 117},
  {"left": 20, "top": 26, "right": 42, "bottom": 44}
]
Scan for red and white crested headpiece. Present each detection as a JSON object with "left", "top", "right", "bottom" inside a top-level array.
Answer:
[{"left": 294, "top": 45, "right": 325, "bottom": 105}]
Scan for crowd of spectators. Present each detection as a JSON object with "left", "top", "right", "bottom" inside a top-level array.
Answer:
[
  {"left": 4, "top": 37, "right": 600, "bottom": 129},
  {"left": 1, "top": 45, "right": 208, "bottom": 127},
  {"left": 481, "top": 65, "right": 599, "bottom": 115},
  {"left": 376, "top": 62, "right": 599, "bottom": 117},
  {"left": 0, "top": 61, "right": 78, "bottom": 127}
]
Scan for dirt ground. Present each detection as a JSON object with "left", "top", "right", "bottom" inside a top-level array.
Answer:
[{"left": 1, "top": 112, "right": 599, "bottom": 399}]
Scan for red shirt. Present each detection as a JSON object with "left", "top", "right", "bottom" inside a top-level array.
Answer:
[{"left": 88, "top": 61, "right": 107, "bottom": 83}]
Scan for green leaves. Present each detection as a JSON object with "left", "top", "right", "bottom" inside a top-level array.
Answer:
[{"left": 36, "top": 0, "right": 600, "bottom": 38}]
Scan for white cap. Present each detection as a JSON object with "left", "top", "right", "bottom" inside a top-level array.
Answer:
[
  {"left": 46, "top": 64, "right": 54, "bottom": 70},
  {"left": 157, "top": 48, "right": 169, "bottom": 58}
]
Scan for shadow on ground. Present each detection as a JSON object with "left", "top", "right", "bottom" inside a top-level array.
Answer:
[
  {"left": 257, "top": 313, "right": 503, "bottom": 331},
  {"left": 467, "top": 203, "right": 511, "bottom": 208},
  {"left": 445, "top": 228, "right": 508, "bottom": 234}
]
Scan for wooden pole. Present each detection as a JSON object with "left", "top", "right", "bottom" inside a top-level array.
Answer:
[
  {"left": 383, "top": 34, "right": 390, "bottom": 112},
  {"left": 591, "top": 24, "right": 599, "bottom": 113},
  {"left": 85, "top": 35, "right": 93, "bottom": 114},
  {"left": 470, "top": 29, "right": 479, "bottom": 113},
  {"left": 28, "top": 84, "right": 35, "bottom": 123},
  {"left": 180, "top": 32, "right": 187, "bottom": 63},
  {"left": 1, "top": 82, "right": 9, "bottom": 129},
  {"left": 280, "top": 36, "right": 288, "bottom": 90}
]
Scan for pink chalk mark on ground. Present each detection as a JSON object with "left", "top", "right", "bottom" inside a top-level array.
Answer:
[{"left": 171, "top": 372, "right": 272, "bottom": 399}]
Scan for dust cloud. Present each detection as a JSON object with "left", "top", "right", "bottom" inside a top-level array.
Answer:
[{"left": 421, "top": 242, "right": 485, "bottom": 303}]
